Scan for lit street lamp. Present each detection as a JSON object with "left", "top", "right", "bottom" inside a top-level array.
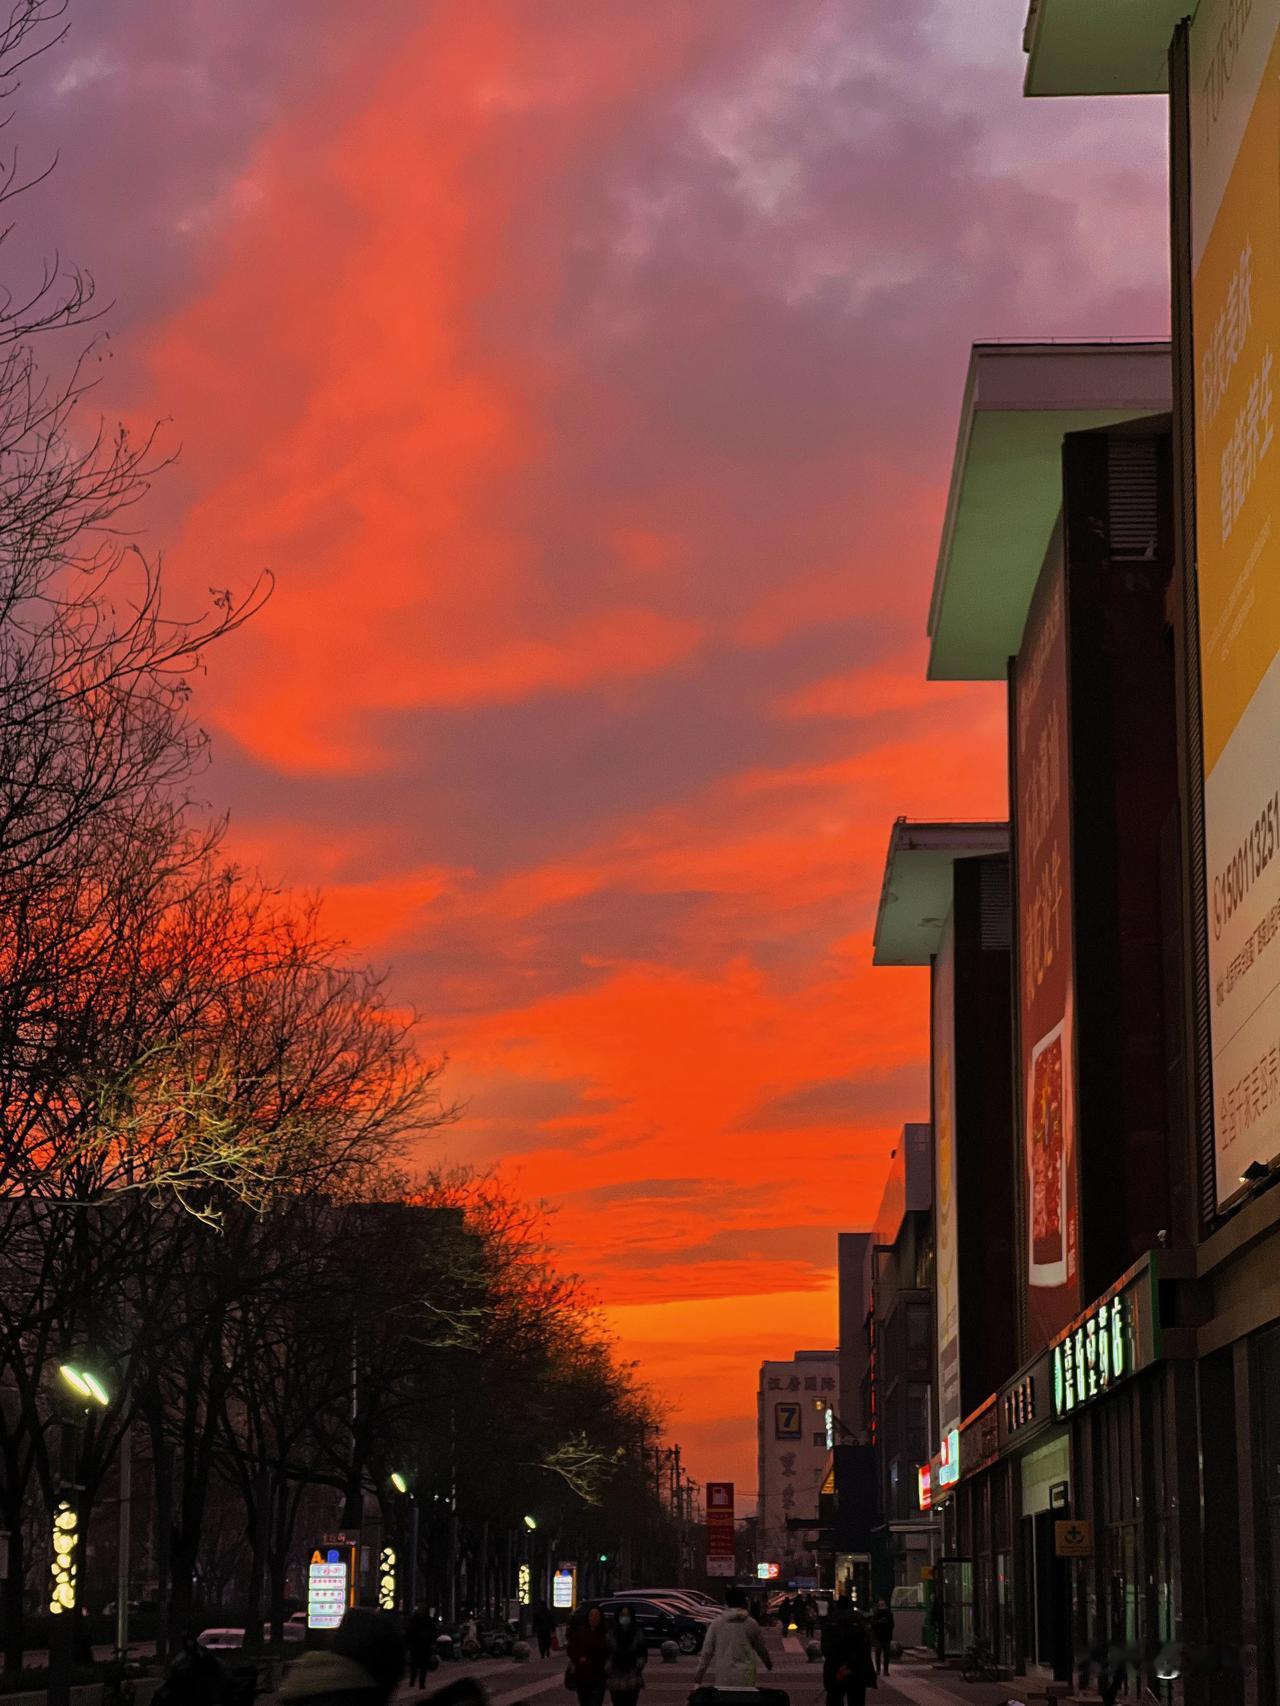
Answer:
[
  {"left": 523, "top": 1514, "right": 538, "bottom": 1531},
  {"left": 389, "top": 1473, "right": 418, "bottom": 1610},
  {"left": 59, "top": 1365, "right": 109, "bottom": 1408}
]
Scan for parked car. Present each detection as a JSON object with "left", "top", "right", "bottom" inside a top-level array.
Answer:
[
  {"left": 615, "top": 1588, "right": 719, "bottom": 1614},
  {"left": 284, "top": 1612, "right": 308, "bottom": 1642},
  {"left": 581, "top": 1597, "right": 710, "bottom": 1654},
  {"left": 197, "top": 1628, "right": 246, "bottom": 1650}
]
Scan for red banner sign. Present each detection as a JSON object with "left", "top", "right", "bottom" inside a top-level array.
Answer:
[{"left": 705, "top": 1480, "right": 735, "bottom": 1577}]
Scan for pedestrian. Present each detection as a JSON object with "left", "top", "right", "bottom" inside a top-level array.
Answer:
[
  {"left": 279, "top": 1609, "right": 405, "bottom": 1706},
  {"left": 533, "top": 1601, "right": 556, "bottom": 1661},
  {"left": 565, "top": 1606, "right": 609, "bottom": 1706},
  {"left": 870, "top": 1600, "right": 894, "bottom": 1677},
  {"left": 407, "top": 1604, "right": 439, "bottom": 1689},
  {"left": 606, "top": 1606, "right": 647, "bottom": 1706},
  {"left": 694, "top": 1586, "right": 775, "bottom": 1690},
  {"left": 821, "top": 1599, "right": 876, "bottom": 1706}
]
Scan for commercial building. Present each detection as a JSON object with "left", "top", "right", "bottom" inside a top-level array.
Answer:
[
  {"left": 755, "top": 1349, "right": 838, "bottom": 1585},
  {"left": 860, "top": 1123, "right": 939, "bottom": 1601}
]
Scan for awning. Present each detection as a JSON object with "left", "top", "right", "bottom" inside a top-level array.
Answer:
[
  {"left": 927, "top": 342, "right": 1171, "bottom": 681},
  {"left": 872, "top": 818, "right": 1009, "bottom": 967},
  {"left": 1022, "top": 0, "right": 1190, "bottom": 96}
]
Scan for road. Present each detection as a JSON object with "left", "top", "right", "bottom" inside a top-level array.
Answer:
[{"left": 391, "top": 1631, "right": 1010, "bottom": 1706}]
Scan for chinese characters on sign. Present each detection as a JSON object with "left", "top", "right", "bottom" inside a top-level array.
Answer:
[
  {"left": 1051, "top": 1294, "right": 1129, "bottom": 1419},
  {"left": 705, "top": 1480, "right": 735, "bottom": 1578},
  {"left": 1003, "top": 1373, "right": 1036, "bottom": 1437},
  {"left": 1189, "top": 0, "right": 1280, "bottom": 1203},
  {"left": 308, "top": 1545, "right": 353, "bottom": 1630}
]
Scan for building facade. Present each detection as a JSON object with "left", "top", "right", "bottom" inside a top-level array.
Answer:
[{"left": 755, "top": 1350, "right": 838, "bottom": 1585}]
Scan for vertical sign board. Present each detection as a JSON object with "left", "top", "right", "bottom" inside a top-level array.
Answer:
[
  {"left": 552, "top": 1564, "right": 577, "bottom": 1611},
  {"left": 1189, "top": 0, "right": 1280, "bottom": 1205},
  {"left": 308, "top": 1543, "right": 355, "bottom": 1629},
  {"left": 1013, "top": 551, "right": 1080, "bottom": 1346},
  {"left": 705, "top": 1480, "right": 735, "bottom": 1578},
  {"left": 932, "top": 910, "right": 961, "bottom": 1440}
]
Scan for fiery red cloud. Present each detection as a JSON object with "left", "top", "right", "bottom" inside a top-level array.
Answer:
[{"left": 27, "top": 0, "right": 1168, "bottom": 1486}]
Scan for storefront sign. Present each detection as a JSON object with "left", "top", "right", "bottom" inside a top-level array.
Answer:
[
  {"left": 1055, "top": 1519, "right": 1093, "bottom": 1558},
  {"left": 933, "top": 911, "right": 963, "bottom": 1440},
  {"left": 933, "top": 1427, "right": 960, "bottom": 1491},
  {"left": 756, "top": 1561, "right": 780, "bottom": 1580},
  {"left": 1189, "top": 0, "right": 1280, "bottom": 1205},
  {"left": 552, "top": 1565, "right": 577, "bottom": 1611},
  {"left": 774, "top": 1402, "right": 802, "bottom": 1440},
  {"left": 917, "top": 1463, "right": 932, "bottom": 1512},
  {"left": 1051, "top": 1294, "right": 1130, "bottom": 1418},
  {"left": 1013, "top": 553, "right": 1080, "bottom": 1342},
  {"left": 1004, "top": 1374, "right": 1036, "bottom": 1436},
  {"left": 960, "top": 1401, "right": 999, "bottom": 1478}
]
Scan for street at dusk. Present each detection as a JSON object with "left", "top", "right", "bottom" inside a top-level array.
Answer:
[{"left": 0, "top": 1, "right": 1278, "bottom": 1705}]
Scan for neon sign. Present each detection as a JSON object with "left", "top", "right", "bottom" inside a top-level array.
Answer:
[{"left": 1052, "top": 1294, "right": 1128, "bottom": 1418}]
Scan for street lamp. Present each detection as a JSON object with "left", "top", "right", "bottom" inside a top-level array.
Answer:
[
  {"left": 57, "top": 1366, "right": 132, "bottom": 1663},
  {"left": 59, "top": 1365, "right": 109, "bottom": 1408},
  {"left": 523, "top": 1514, "right": 538, "bottom": 1531},
  {"left": 389, "top": 1474, "right": 418, "bottom": 1610}
]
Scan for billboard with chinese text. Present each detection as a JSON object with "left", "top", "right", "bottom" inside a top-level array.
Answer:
[{"left": 1189, "top": 0, "right": 1280, "bottom": 1204}]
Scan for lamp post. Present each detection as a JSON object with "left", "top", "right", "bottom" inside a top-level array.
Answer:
[
  {"left": 49, "top": 1367, "right": 109, "bottom": 1706},
  {"left": 389, "top": 1474, "right": 418, "bottom": 1612}
]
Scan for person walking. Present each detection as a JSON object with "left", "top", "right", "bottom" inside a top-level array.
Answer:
[
  {"left": 532, "top": 1602, "right": 556, "bottom": 1661},
  {"left": 870, "top": 1601, "right": 894, "bottom": 1677},
  {"left": 695, "top": 1586, "right": 775, "bottom": 1689},
  {"left": 565, "top": 1606, "right": 609, "bottom": 1706},
  {"left": 605, "top": 1606, "right": 647, "bottom": 1706},
  {"left": 406, "top": 1605, "right": 438, "bottom": 1689},
  {"left": 821, "top": 1599, "right": 876, "bottom": 1706}
]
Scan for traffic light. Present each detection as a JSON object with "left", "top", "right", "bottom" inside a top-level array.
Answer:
[{"left": 598, "top": 1552, "right": 609, "bottom": 1564}]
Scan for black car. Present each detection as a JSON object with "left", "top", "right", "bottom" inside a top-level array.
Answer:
[{"left": 583, "top": 1596, "right": 710, "bottom": 1654}]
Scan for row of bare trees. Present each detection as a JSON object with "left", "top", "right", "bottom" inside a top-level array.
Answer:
[{"left": 0, "top": 0, "right": 679, "bottom": 1670}]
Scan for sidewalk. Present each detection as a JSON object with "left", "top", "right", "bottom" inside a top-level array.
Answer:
[{"left": 886, "top": 1658, "right": 1107, "bottom": 1706}]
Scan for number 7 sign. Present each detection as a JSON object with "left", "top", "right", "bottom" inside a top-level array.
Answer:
[{"left": 774, "top": 1402, "right": 802, "bottom": 1439}]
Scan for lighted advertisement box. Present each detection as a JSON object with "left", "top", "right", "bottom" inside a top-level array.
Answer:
[
  {"left": 308, "top": 1541, "right": 356, "bottom": 1630},
  {"left": 552, "top": 1564, "right": 577, "bottom": 1611},
  {"left": 1189, "top": 0, "right": 1280, "bottom": 1205},
  {"left": 1013, "top": 551, "right": 1080, "bottom": 1343},
  {"left": 932, "top": 911, "right": 961, "bottom": 1440}
]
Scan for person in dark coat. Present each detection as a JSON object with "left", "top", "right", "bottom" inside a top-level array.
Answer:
[
  {"left": 870, "top": 1601, "right": 894, "bottom": 1676},
  {"left": 605, "top": 1606, "right": 647, "bottom": 1706},
  {"left": 532, "top": 1602, "right": 556, "bottom": 1660},
  {"left": 407, "top": 1605, "right": 439, "bottom": 1689},
  {"left": 821, "top": 1600, "right": 876, "bottom": 1706},
  {"left": 566, "top": 1606, "right": 609, "bottom": 1706}
]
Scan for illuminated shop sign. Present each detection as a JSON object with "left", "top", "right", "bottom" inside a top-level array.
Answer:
[
  {"left": 937, "top": 1427, "right": 959, "bottom": 1488},
  {"left": 1052, "top": 1294, "right": 1128, "bottom": 1418},
  {"left": 917, "top": 1464, "right": 932, "bottom": 1512},
  {"left": 1004, "top": 1373, "right": 1036, "bottom": 1436}
]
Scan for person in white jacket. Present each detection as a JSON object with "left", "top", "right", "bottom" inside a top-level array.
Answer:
[{"left": 694, "top": 1588, "right": 774, "bottom": 1689}]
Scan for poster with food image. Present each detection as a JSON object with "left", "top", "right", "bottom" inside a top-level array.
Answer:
[
  {"left": 1028, "top": 1018, "right": 1072, "bottom": 1287},
  {"left": 1014, "top": 549, "right": 1081, "bottom": 1346}
]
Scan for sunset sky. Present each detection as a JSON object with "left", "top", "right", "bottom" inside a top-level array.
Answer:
[{"left": 25, "top": 0, "right": 1168, "bottom": 1492}]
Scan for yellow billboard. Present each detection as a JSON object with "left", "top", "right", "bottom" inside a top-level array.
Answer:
[{"left": 1191, "top": 0, "right": 1280, "bottom": 1204}]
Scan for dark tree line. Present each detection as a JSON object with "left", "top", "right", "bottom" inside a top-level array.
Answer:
[{"left": 0, "top": 0, "right": 685, "bottom": 1671}]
